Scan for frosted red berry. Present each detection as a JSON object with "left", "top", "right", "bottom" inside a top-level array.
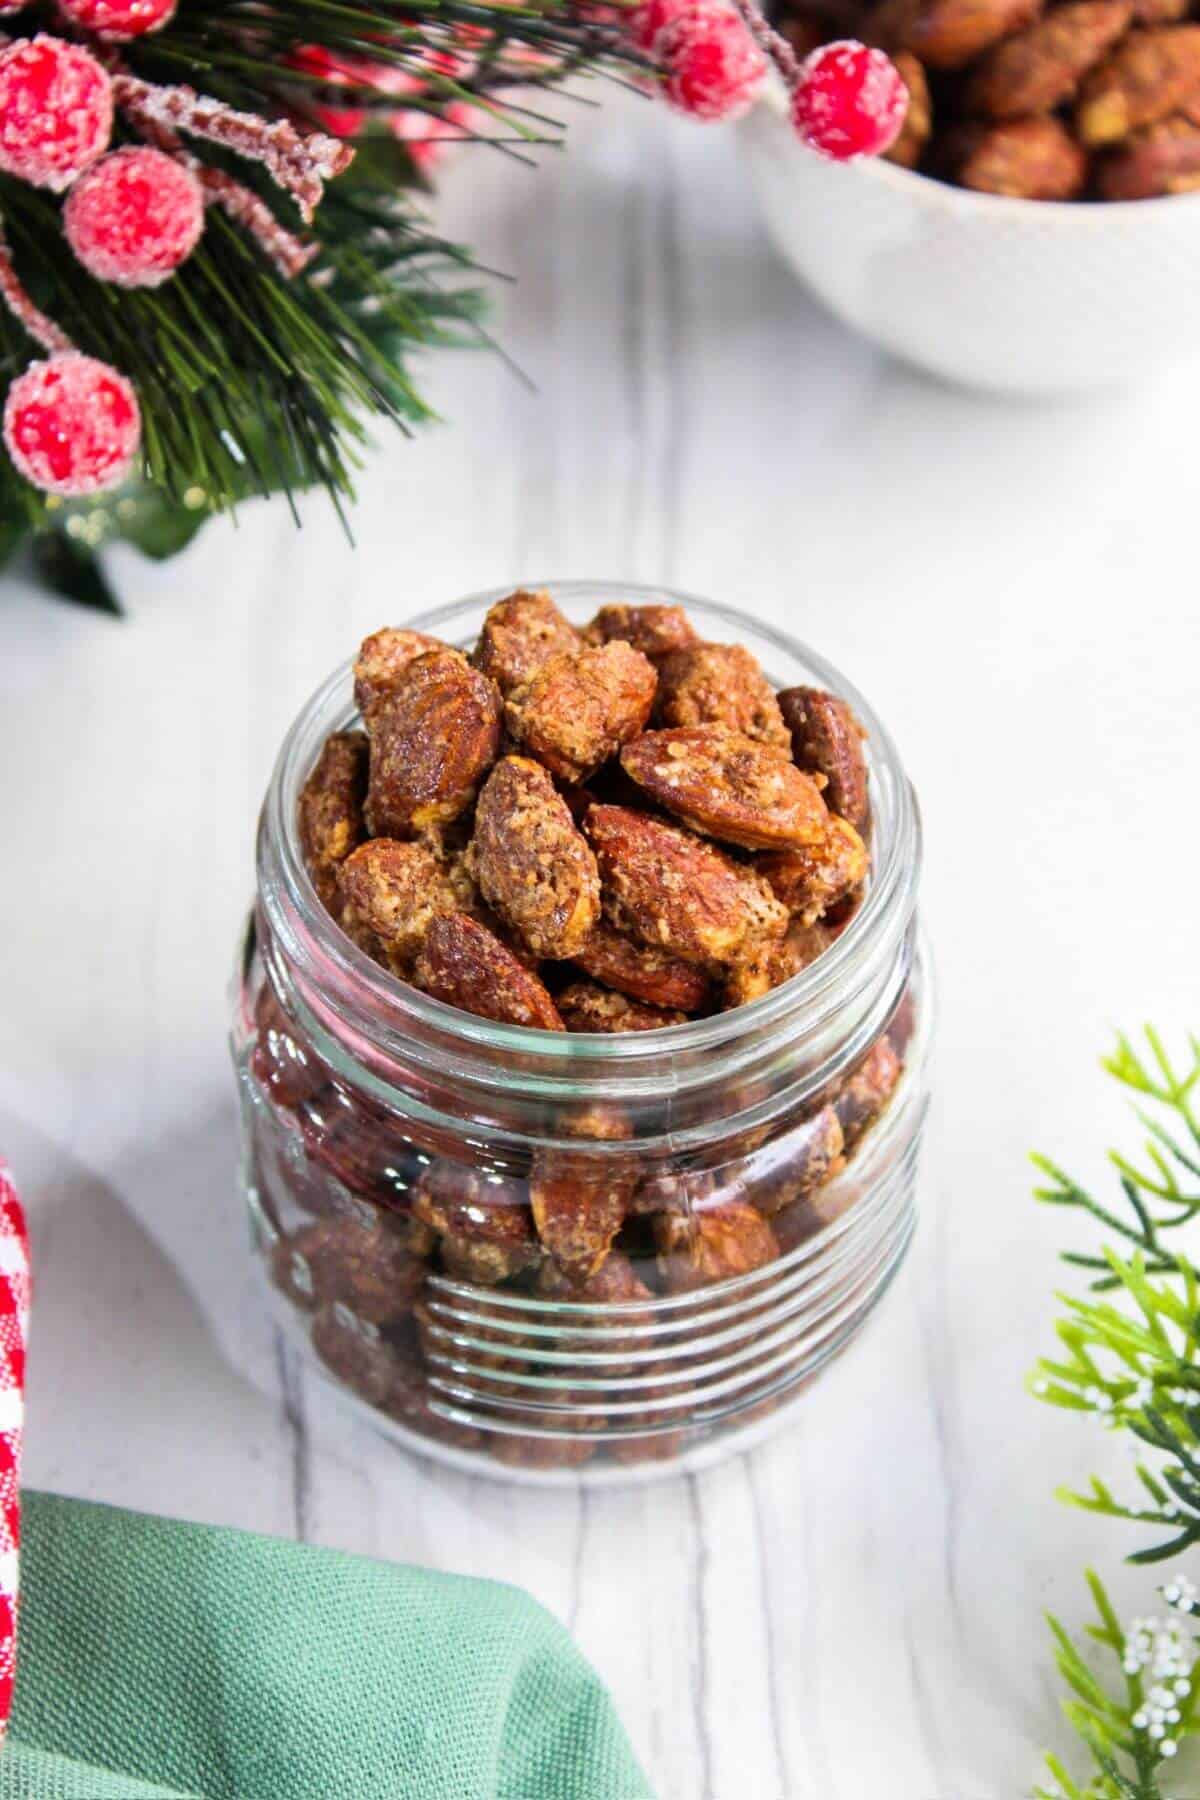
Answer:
[
  {"left": 654, "top": 0, "right": 767, "bottom": 122},
  {"left": 4, "top": 353, "right": 140, "bottom": 497},
  {"left": 627, "top": 0, "right": 674, "bottom": 50},
  {"left": 56, "top": 0, "right": 176, "bottom": 38},
  {"left": 64, "top": 148, "right": 205, "bottom": 288},
  {"left": 792, "top": 40, "right": 908, "bottom": 160},
  {"left": 0, "top": 35, "right": 112, "bottom": 191}
]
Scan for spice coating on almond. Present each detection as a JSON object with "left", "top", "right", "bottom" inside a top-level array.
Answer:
[
  {"left": 1097, "top": 111, "right": 1200, "bottom": 194},
  {"left": 1076, "top": 24, "right": 1200, "bottom": 143},
  {"left": 366, "top": 648, "right": 501, "bottom": 837},
  {"left": 505, "top": 640, "right": 657, "bottom": 784},
  {"left": 871, "top": 0, "right": 1041, "bottom": 69},
  {"left": 722, "top": 917, "right": 836, "bottom": 1008},
  {"left": 953, "top": 114, "right": 1089, "bottom": 196},
  {"left": 530, "top": 1148, "right": 636, "bottom": 1276},
  {"left": 298, "top": 728, "right": 369, "bottom": 907},
  {"left": 336, "top": 838, "right": 462, "bottom": 971},
  {"left": 621, "top": 726, "right": 830, "bottom": 851},
  {"left": 473, "top": 589, "right": 581, "bottom": 696},
  {"left": 472, "top": 755, "right": 600, "bottom": 959},
  {"left": 654, "top": 1200, "right": 779, "bottom": 1294},
  {"left": 586, "top": 804, "right": 788, "bottom": 968},
  {"left": 777, "top": 686, "right": 871, "bottom": 831},
  {"left": 572, "top": 920, "right": 712, "bottom": 1013},
  {"left": 833, "top": 1037, "right": 903, "bottom": 1149},
  {"left": 741, "top": 1106, "right": 846, "bottom": 1216},
  {"left": 654, "top": 642, "right": 790, "bottom": 749},
  {"left": 758, "top": 814, "right": 869, "bottom": 925},
  {"left": 583, "top": 602, "right": 699, "bottom": 660},
  {"left": 413, "top": 912, "right": 564, "bottom": 1030},
  {"left": 353, "top": 627, "right": 445, "bottom": 718},
  {"left": 414, "top": 1161, "right": 542, "bottom": 1283},
  {"left": 271, "top": 1217, "right": 426, "bottom": 1322},
  {"left": 967, "top": 0, "right": 1132, "bottom": 117},
  {"left": 557, "top": 980, "right": 690, "bottom": 1033}
]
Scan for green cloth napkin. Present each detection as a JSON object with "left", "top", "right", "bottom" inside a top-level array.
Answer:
[{"left": 0, "top": 1492, "right": 651, "bottom": 1800}]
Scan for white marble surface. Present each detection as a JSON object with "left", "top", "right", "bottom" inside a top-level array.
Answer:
[{"left": 3, "top": 88, "right": 1200, "bottom": 1800}]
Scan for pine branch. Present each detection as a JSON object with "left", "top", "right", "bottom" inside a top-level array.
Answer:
[{"left": 0, "top": 0, "right": 636, "bottom": 589}]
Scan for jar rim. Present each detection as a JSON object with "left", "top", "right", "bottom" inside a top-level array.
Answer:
[{"left": 259, "top": 581, "right": 921, "bottom": 1109}]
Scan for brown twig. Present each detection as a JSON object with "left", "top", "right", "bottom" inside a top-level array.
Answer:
[
  {"left": 113, "top": 73, "right": 354, "bottom": 222},
  {"left": 0, "top": 229, "right": 72, "bottom": 355},
  {"left": 197, "top": 169, "right": 319, "bottom": 278},
  {"left": 729, "top": 0, "right": 804, "bottom": 86},
  {"left": 119, "top": 104, "right": 317, "bottom": 279}
]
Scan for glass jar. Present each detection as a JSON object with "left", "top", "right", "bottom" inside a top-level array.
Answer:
[{"left": 231, "top": 583, "right": 932, "bottom": 1485}]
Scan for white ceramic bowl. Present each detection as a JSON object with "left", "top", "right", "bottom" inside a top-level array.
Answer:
[{"left": 740, "top": 80, "right": 1200, "bottom": 396}]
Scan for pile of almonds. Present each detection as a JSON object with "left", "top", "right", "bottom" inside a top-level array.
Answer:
[
  {"left": 298, "top": 591, "right": 873, "bottom": 1033},
  {"left": 778, "top": 0, "right": 1200, "bottom": 198}
]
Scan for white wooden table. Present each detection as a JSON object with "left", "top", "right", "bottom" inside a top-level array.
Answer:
[{"left": 4, "top": 87, "right": 1200, "bottom": 1800}]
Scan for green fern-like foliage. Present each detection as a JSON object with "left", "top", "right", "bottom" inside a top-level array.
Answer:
[
  {"left": 0, "top": 0, "right": 633, "bottom": 605},
  {"left": 1031, "top": 1031, "right": 1200, "bottom": 1799}
]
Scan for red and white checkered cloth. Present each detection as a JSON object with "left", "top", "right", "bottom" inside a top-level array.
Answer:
[{"left": 0, "top": 1164, "right": 29, "bottom": 1740}]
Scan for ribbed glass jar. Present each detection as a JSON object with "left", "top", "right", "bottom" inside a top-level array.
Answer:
[{"left": 231, "top": 583, "right": 933, "bottom": 1485}]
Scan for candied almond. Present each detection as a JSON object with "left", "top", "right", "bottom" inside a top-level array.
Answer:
[
  {"left": 883, "top": 51, "right": 933, "bottom": 168},
  {"left": 366, "top": 648, "right": 501, "bottom": 837},
  {"left": 311, "top": 1303, "right": 398, "bottom": 1407},
  {"left": 583, "top": 602, "right": 699, "bottom": 660},
  {"left": 586, "top": 804, "right": 788, "bottom": 969},
  {"left": 414, "top": 1161, "right": 542, "bottom": 1283},
  {"left": 298, "top": 729, "right": 368, "bottom": 906},
  {"left": 967, "top": 1, "right": 1133, "bottom": 117},
  {"left": 777, "top": 686, "right": 870, "bottom": 832},
  {"left": 722, "top": 918, "right": 836, "bottom": 1009},
  {"left": 758, "top": 814, "right": 869, "bottom": 925},
  {"left": 505, "top": 640, "right": 657, "bottom": 784},
  {"left": 413, "top": 912, "right": 564, "bottom": 1031},
  {"left": 654, "top": 642, "right": 790, "bottom": 749},
  {"left": 473, "top": 589, "right": 581, "bottom": 696},
  {"left": 472, "top": 755, "right": 600, "bottom": 959},
  {"left": 739, "top": 1106, "right": 845, "bottom": 1217},
  {"left": 530, "top": 1146, "right": 637, "bottom": 1277},
  {"left": 621, "top": 725, "right": 829, "bottom": 851},
  {"left": 654, "top": 1199, "right": 779, "bottom": 1294},
  {"left": 869, "top": 0, "right": 1040, "bottom": 69},
  {"left": 270, "top": 1217, "right": 426, "bottom": 1322},
  {"left": 1097, "top": 111, "right": 1200, "bottom": 194},
  {"left": 833, "top": 1037, "right": 903, "bottom": 1150},
  {"left": 557, "top": 980, "right": 690, "bottom": 1033},
  {"left": 251, "top": 985, "right": 327, "bottom": 1107},
  {"left": 1077, "top": 25, "right": 1200, "bottom": 143},
  {"left": 572, "top": 919, "right": 712, "bottom": 1013},
  {"left": 537, "top": 1249, "right": 655, "bottom": 1304},
  {"left": 952, "top": 116, "right": 1089, "bottom": 198},
  {"left": 354, "top": 627, "right": 444, "bottom": 718},
  {"left": 336, "top": 838, "right": 461, "bottom": 972}
]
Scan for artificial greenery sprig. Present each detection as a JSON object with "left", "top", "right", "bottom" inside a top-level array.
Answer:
[
  {"left": 1030, "top": 1029, "right": 1200, "bottom": 1800},
  {"left": 1032, "top": 1030, "right": 1200, "bottom": 1290},
  {"left": 0, "top": 0, "right": 635, "bottom": 608},
  {"left": 1036, "top": 1573, "right": 1199, "bottom": 1800}
]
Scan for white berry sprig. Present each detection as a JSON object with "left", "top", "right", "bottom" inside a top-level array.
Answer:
[
  {"left": 1036, "top": 1574, "right": 1199, "bottom": 1800},
  {"left": 1032, "top": 1031, "right": 1200, "bottom": 1799}
]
